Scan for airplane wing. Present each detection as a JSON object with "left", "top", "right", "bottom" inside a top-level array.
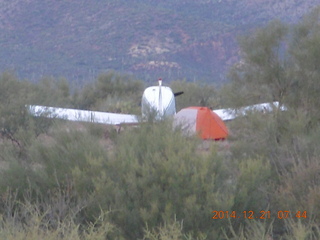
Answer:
[
  {"left": 27, "top": 105, "right": 139, "bottom": 125},
  {"left": 28, "top": 101, "right": 286, "bottom": 125},
  {"left": 213, "top": 101, "right": 287, "bottom": 121}
]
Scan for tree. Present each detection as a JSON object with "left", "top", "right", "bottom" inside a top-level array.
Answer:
[
  {"left": 226, "top": 7, "right": 320, "bottom": 123},
  {"left": 222, "top": 9, "right": 320, "bottom": 237},
  {"left": 74, "top": 71, "right": 143, "bottom": 114},
  {"left": 170, "top": 80, "right": 219, "bottom": 110},
  {"left": 288, "top": 6, "right": 320, "bottom": 126},
  {"left": 0, "top": 72, "right": 33, "bottom": 137},
  {"left": 226, "top": 19, "right": 291, "bottom": 107},
  {"left": 29, "top": 77, "right": 73, "bottom": 107}
]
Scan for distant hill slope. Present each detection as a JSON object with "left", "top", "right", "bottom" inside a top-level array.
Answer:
[{"left": 0, "top": 0, "right": 319, "bottom": 85}]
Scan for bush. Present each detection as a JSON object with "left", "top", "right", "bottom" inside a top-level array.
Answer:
[
  {"left": 0, "top": 192, "right": 119, "bottom": 240},
  {"left": 26, "top": 122, "right": 109, "bottom": 196},
  {"left": 74, "top": 71, "right": 143, "bottom": 113},
  {"left": 92, "top": 121, "right": 236, "bottom": 239},
  {"left": 170, "top": 80, "right": 219, "bottom": 110}
]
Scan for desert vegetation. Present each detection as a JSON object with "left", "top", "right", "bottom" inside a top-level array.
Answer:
[{"left": 0, "top": 7, "right": 320, "bottom": 240}]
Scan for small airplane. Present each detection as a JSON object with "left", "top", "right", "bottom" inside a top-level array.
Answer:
[
  {"left": 28, "top": 78, "right": 176, "bottom": 125},
  {"left": 27, "top": 78, "right": 285, "bottom": 126}
]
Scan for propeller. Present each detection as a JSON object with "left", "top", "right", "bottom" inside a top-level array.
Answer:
[{"left": 174, "top": 91, "right": 184, "bottom": 97}]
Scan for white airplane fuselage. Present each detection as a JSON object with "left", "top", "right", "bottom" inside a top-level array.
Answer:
[{"left": 141, "top": 85, "right": 176, "bottom": 120}]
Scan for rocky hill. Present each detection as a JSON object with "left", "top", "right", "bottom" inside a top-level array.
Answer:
[{"left": 0, "top": 0, "right": 319, "bottom": 85}]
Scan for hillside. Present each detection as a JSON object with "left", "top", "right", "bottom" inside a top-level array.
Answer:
[{"left": 0, "top": 0, "right": 319, "bottom": 85}]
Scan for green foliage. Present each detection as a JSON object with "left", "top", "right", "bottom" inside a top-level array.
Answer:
[
  {"left": 91, "top": 121, "right": 235, "bottom": 239},
  {"left": 287, "top": 6, "right": 320, "bottom": 126},
  {"left": 27, "top": 123, "right": 109, "bottom": 196},
  {"left": 270, "top": 155, "right": 320, "bottom": 234},
  {"left": 283, "top": 219, "right": 320, "bottom": 240},
  {"left": 220, "top": 157, "right": 274, "bottom": 238},
  {"left": 220, "top": 7, "right": 320, "bottom": 239},
  {"left": 29, "top": 77, "right": 73, "bottom": 107},
  {"left": 170, "top": 80, "right": 219, "bottom": 110},
  {"left": 226, "top": 6, "right": 320, "bottom": 126},
  {"left": 226, "top": 19, "right": 290, "bottom": 107},
  {"left": 223, "top": 218, "right": 273, "bottom": 240},
  {"left": 0, "top": 192, "right": 120, "bottom": 240},
  {"left": 143, "top": 217, "right": 207, "bottom": 240},
  {"left": 143, "top": 218, "right": 185, "bottom": 240},
  {"left": 74, "top": 71, "right": 143, "bottom": 114},
  {"left": 0, "top": 72, "right": 33, "bottom": 135},
  {"left": 233, "top": 157, "right": 272, "bottom": 211}
]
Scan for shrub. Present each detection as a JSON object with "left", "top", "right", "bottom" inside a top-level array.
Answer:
[
  {"left": 92, "top": 120, "right": 236, "bottom": 239},
  {"left": 170, "top": 80, "right": 219, "bottom": 110},
  {"left": 0, "top": 193, "right": 119, "bottom": 240},
  {"left": 74, "top": 71, "right": 143, "bottom": 112},
  {"left": 27, "top": 122, "right": 109, "bottom": 197}
]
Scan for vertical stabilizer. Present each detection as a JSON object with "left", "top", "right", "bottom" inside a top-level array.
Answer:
[{"left": 158, "top": 78, "right": 163, "bottom": 116}]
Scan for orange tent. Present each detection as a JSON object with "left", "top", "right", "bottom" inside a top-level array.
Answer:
[{"left": 173, "top": 107, "right": 228, "bottom": 140}]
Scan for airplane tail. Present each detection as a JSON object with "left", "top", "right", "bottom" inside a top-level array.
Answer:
[{"left": 158, "top": 78, "right": 163, "bottom": 116}]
